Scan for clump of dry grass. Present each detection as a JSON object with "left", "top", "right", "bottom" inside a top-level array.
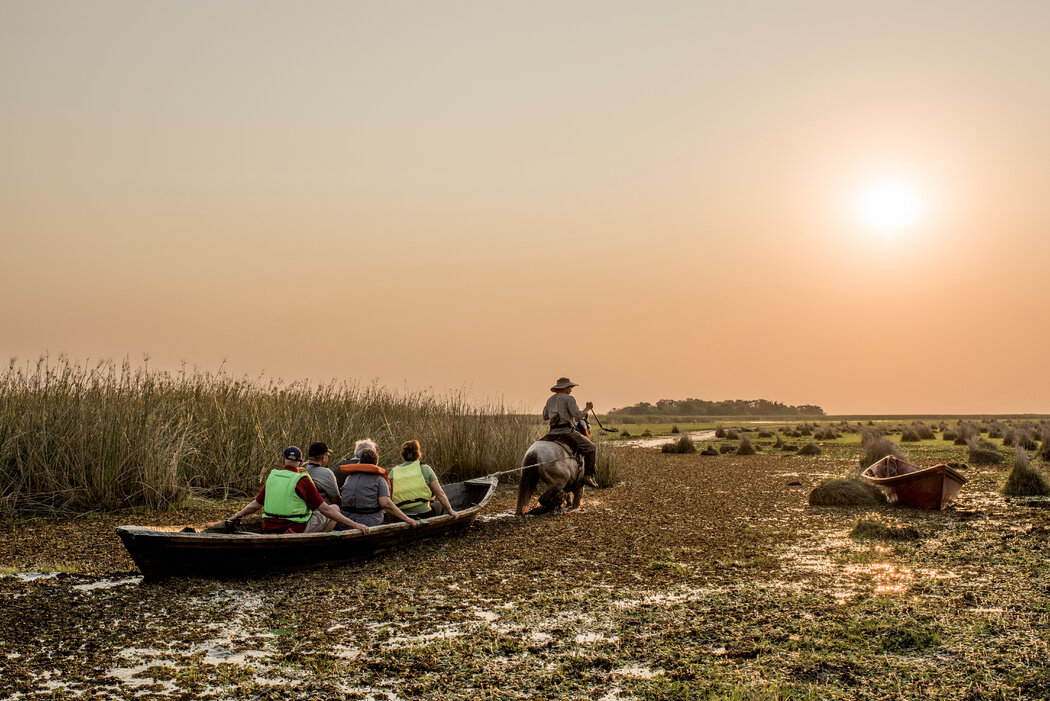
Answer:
[
  {"left": 900, "top": 427, "right": 920, "bottom": 442},
  {"left": 912, "top": 422, "right": 936, "bottom": 440},
  {"left": 798, "top": 442, "right": 822, "bottom": 456},
  {"left": 953, "top": 422, "right": 977, "bottom": 446},
  {"left": 858, "top": 429, "right": 904, "bottom": 472},
  {"left": 670, "top": 425, "right": 680, "bottom": 434},
  {"left": 814, "top": 427, "right": 839, "bottom": 440},
  {"left": 808, "top": 478, "right": 885, "bottom": 506},
  {"left": 661, "top": 433, "right": 697, "bottom": 454},
  {"left": 736, "top": 436, "right": 757, "bottom": 455},
  {"left": 772, "top": 433, "right": 784, "bottom": 449},
  {"left": 850, "top": 518, "right": 921, "bottom": 541},
  {"left": 726, "top": 429, "right": 740, "bottom": 440},
  {"left": 594, "top": 445, "right": 622, "bottom": 488},
  {"left": 619, "top": 428, "right": 632, "bottom": 438},
  {"left": 967, "top": 437, "right": 1004, "bottom": 465},
  {"left": 714, "top": 425, "right": 726, "bottom": 438},
  {"left": 700, "top": 445, "right": 719, "bottom": 456},
  {"left": 1039, "top": 427, "right": 1050, "bottom": 462},
  {"left": 1002, "top": 447, "right": 1050, "bottom": 496},
  {"left": 719, "top": 443, "right": 736, "bottom": 454}
]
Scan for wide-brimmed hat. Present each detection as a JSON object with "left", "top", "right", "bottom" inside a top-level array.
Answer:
[{"left": 550, "top": 377, "right": 578, "bottom": 391}]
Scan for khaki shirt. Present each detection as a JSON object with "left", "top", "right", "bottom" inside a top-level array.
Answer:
[{"left": 543, "top": 393, "right": 585, "bottom": 432}]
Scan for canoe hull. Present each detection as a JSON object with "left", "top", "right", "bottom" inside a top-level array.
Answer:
[
  {"left": 861, "top": 457, "right": 966, "bottom": 510},
  {"left": 117, "top": 477, "right": 496, "bottom": 579}
]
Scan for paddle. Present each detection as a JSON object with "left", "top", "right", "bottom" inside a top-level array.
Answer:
[{"left": 590, "top": 409, "right": 618, "bottom": 433}]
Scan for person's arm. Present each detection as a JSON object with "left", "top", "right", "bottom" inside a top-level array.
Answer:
[
  {"left": 317, "top": 502, "right": 370, "bottom": 535},
  {"left": 229, "top": 500, "right": 262, "bottom": 521},
  {"left": 378, "top": 496, "right": 419, "bottom": 527},
  {"left": 567, "top": 396, "right": 593, "bottom": 422},
  {"left": 428, "top": 480, "right": 458, "bottom": 519}
]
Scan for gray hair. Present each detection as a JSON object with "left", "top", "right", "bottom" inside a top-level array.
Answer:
[{"left": 353, "top": 438, "right": 378, "bottom": 458}]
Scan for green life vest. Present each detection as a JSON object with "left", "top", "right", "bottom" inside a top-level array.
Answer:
[
  {"left": 262, "top": 469, "right": 312, "bottom": 523},
  {"left": 390, "top": 460, "right": 434, "bottom": 512}
]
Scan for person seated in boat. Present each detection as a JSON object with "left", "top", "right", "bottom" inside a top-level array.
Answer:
[
  {"left": 333, "top": 438, "right": 379, "bottom": 488},
  {"left": 226, "top": 446, "right": 370, "bottom": 535},
  {"left": 390, "top": 440, "right": 459, "bottom": 519},
  {"left": 338, "top": 448, "right": 419, "bottom": 529},
  {"left": 542, "top": 377, "right": 597, "bottom": 487},
  {"left": 300, "top": 441, "right": 341, "bottom": 532}
]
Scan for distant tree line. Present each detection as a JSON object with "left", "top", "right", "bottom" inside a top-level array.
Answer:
[{"left": 607, "top": 398, "right": 825, "bottom": 417}]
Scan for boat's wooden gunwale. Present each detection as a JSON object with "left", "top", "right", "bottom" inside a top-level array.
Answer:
[{"left": 117, "top": 476, "right": 497, "bottom": 578}]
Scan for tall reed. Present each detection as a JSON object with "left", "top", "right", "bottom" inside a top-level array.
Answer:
[{"left": 0, "top": 356, "right": 535, "bottom": 516}]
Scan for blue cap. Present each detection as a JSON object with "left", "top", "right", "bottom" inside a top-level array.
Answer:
[{"left": 282, "top": 446, "right": 302, "bottom": 461}]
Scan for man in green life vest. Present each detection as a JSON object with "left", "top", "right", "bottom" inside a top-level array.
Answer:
[
  {"left": 389, "top": 440, "right": 459, "bottom": 519},
  {"left": 227, "top": 446, "right": 371, "bottom": 535}
]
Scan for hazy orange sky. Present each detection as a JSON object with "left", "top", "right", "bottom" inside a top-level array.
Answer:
[{"left": 3, "top": 1, "right": 1049, "bottom": 414}]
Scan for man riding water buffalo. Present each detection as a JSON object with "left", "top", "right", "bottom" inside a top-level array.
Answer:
[{"left": 542, "top": 377, "right": 598, "bottom": 488}]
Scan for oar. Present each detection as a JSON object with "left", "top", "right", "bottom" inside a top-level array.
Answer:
[{"left": 590, "top": 409, "right": 618, "bottom": 433}]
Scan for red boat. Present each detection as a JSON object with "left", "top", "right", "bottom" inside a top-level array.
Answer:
[{"left": 861, "top": 456, "right": 967, "bottom": 510}]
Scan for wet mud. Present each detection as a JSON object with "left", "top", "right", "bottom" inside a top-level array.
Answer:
[{"left": 2, "top": 443, "right": 1048, "bottom": 699}]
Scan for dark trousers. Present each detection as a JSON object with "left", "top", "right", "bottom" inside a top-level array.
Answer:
[{"left": 547, "top": 430, "right": 596, "bottom": 476}]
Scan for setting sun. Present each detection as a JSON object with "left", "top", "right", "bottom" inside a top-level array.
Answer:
[{"left": 856, "top": 179, "right": 925, "bottom": 235}]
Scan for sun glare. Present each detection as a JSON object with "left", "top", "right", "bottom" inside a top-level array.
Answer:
[{"left": 856, "top": 179, "right": 924, "bottom": 235}]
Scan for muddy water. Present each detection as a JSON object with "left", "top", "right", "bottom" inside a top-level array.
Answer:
[{"left": 620, "top": 429, "right": 717, "bottom": 448}]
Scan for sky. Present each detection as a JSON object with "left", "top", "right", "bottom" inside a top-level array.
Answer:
[{"left": 2, "top": 1, "right": 1049, "bottom": 415}]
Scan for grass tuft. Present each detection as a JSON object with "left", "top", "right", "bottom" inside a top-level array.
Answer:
[
  {"left": 849, "top": 518, "right": 921, "bottom": 541},
  {"left": 1002, "top": 446, "right": 1050, "bottom": 496},
  {"left": 967, "top": 437, "right": 1004, "bottom": 465},
  {"left": 661, "top": 433, "right": 697, "bottom": 454},
  {"left": 736, "top": 436, "right": 757, "bottom": 455},
  {"left": 858, "top": 429, "right": 904, "bottom": 472},
  {"left": 808, "top": 478, "right": 885, "bottom": 506},
  {"left": 798, "top": 442, "right": 822, "bottom": 456}
]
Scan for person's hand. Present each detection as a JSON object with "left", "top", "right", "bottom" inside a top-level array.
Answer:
[
  {"left": 410, "top": 519, "right": 420, "bottom": 528},
  {"left": 355, "top": 523, "right": 370, "bottom": 536},
  {"left": 584, "top": 401, "right": 594, "bottom": 411},
  {"left": 448, "top": 510, "right": 459, "bottom": 519}
]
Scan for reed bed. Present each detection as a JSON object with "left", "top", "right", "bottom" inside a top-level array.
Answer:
[{"left": 0, "top": 357, "right": 534, "bottom": 516}]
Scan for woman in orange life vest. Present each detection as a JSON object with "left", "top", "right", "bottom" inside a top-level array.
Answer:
[
  {"left": 389, "top": 440, "right": 459, "bottom": 519},
  {"left": 337, "top": 446, "right": 419, "bottom": 529}
]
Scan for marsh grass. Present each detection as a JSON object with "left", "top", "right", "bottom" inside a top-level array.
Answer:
[
  {"left": 808, "top": 478, "right": 885, "bottom": 506},
  {"left": 736, "top": 436, "right": 757, "bottom": 455},
  {"left": 858, "top": 429, "right": 903, "bottom": 473},
  {"left": 0, "top": 356, "right": 534, "bottom": 516},
  {"left": 1002, "top": 446, "right": 1050, "bottom": 496},
  {"left": 661, "top": 433, "right": 697, "bottom": 454},
  {"left": 594, "top": 445, "right": 622, "bottom": 487},
  {"left": 798, "top": 442, "right": 821, "bottom": 456},
  {"left": 849, "top": 517, "right": 920, "bottom": 542},
  {"left": 967, "top": 438, "right": 1005, "bottom": 465}
]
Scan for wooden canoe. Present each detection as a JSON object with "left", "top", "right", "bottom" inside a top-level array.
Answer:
[
  {"left": 860, "top": 456, "right": 967, "bottom": 510},
  {"left": 117, "top": 476, "right": 497, "bottom": 579}
]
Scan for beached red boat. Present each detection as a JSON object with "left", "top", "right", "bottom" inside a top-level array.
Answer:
[{"left": 861, "top": 456, "right": 967, "bottom": 510}]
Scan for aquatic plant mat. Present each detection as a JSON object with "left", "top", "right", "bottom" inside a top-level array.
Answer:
[{"left": 3, "top": 444, "right": 1050, "bottom": 699}]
